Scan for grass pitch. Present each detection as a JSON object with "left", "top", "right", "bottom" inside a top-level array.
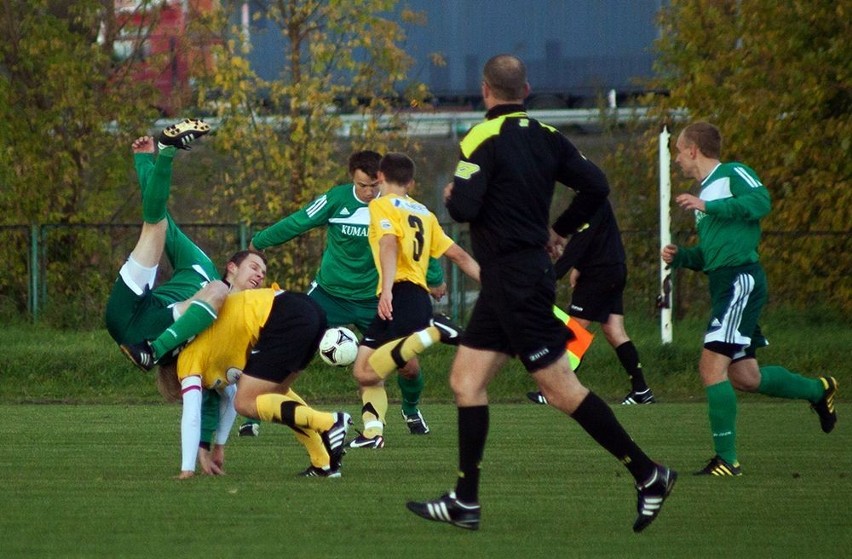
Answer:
[{"left": 0, "top": 402, "right": 848, "bottom": 558}]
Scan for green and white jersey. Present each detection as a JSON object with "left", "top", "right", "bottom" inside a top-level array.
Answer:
[
  {"left": 674, "top": 162, "right": 771, "bottom": 273},
  {"left": 253, "top": 183, "right": 378, "bottom": 300}
]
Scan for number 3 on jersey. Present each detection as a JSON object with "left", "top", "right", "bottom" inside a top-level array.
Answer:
[{"left": 408, "top": 215, "right": 424, "bottom": 261}]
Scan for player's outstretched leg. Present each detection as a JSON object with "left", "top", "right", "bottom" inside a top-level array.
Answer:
[
  {"left": 157, "top": 118, "right": 211, "bottom": 150},
  {"left": 406, "top": 491, "right": 481, "bottom": 531},
  {"left": 633, "top": 464, "right": 677, "bottom": 533}
]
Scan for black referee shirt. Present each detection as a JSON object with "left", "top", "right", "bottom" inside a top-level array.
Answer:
[{"left": 446, "top": 103, "right": 609, "bottom": 266}]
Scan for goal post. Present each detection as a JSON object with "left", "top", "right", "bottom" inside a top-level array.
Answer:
[{"left": 658, "top": 126, "right": 673, "bottom": 344}]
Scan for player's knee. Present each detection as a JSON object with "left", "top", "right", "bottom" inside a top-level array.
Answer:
[
  {"left": 398, "top": 359, "right": 419, "bottom": 378},
  {"left": 352, "top": 364, "right": 380, "bottom": 386},
  {"left": 199, "top": 280, "right": 229, "bottom": 310}
]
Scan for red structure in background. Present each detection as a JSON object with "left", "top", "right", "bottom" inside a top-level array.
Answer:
[{"left": 114, "top": 0, "right": 217, "bottom": 116}]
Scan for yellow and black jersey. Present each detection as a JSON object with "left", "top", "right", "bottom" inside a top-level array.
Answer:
[
  {"left": 368, "top": 193, "right": 454, "bottom": 294},
  {"left": 447, "top": 103, "right": 610, "bottom": 265},
  {"left": 176, "top": 288, "right": 276, "bottom": 389}
]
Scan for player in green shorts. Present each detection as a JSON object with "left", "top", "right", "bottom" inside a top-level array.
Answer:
[
  {"left": 247, "top": 150, "right": 446, "bottom": 437},
  {"left": 105, "top": 119, "right": 226, "bottom": 370},
  {"left": 106, "top": 122, "right": 268, "bottom": 471},
  {"left": 665, "top": 121, "right": 838, "bottom": 476}
]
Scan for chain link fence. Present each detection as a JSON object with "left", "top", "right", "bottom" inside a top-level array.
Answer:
[{"left": 0, "top": 224, "right": 848, "bottom": 329}]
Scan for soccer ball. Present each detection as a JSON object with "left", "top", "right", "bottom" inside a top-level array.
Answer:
[{"left": 318, "top": 326, "right": 359, "bottom": 367}]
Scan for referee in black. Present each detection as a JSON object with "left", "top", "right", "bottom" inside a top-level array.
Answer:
[{"left": 406, "top": 54, "right": 675, "bottom": 533}]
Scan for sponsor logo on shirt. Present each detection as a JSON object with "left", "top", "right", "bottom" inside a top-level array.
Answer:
[{"left": 341, "top": 224, "right": 368, "bottom": 237}]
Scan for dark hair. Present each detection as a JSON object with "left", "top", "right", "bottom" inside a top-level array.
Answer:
[
  {"left": 483, "top": 54, "right": 528, "bottom": 101},
  {"left": 379, "top": 152, "right": 415, "bottom": 185},
  {"left": 223, "top": 249, "right": 267, "bottom": 279},
  {"left": 348, "top": 150, "right": 382, "bottom": 179},
  {"left": 682, "top": 122, "right": 722, "bottom": 159}
]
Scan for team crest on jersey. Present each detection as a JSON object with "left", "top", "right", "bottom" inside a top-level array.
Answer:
[{"left": 454, "top": 161, "right": 480, "bottom": 180}]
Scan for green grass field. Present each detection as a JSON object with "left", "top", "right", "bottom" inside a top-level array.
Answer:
[{"left": 0, "top": 402, "right": 849, "bottom": 558}]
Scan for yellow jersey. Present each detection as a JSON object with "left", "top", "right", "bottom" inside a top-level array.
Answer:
[
  {"left": 177, "top": 288, "right": 277, "bottom": 389},
  {"left": 368, "top": 194, "right": 454, "bottom": 294}
]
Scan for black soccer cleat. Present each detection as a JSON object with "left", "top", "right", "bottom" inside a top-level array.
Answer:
[
  {"left": 238, "top": 421, "right": 260, "bottom": 437},
  {"left": 299, "top": 465, "right": 341, "bottom": 478},
  {"left": 402, "top": 409, "right": 430, "bottom": 435},
  {"left": 526, "top": 391, "right": 548, "bottom": 405},
  {"left": 430, "top": 313, "right": 462, "bottom": 345},
  {"left": 321, "top": 412, "right": 352, "bottom": 470},
  {"left": 157, "top": 118, "right": 210, "bottom": 150},
  {"left": 811, "top": 376, "right": 838, "bottom": 434},
  {"left": 633, "top": 464, "right": 677, "bottom": 533},
  {"left": 622, "top": 389, "right": 657, "bottom": 405},
  {"left": 693, "top": 455, "right": 742, "bottom": 476},
  {"left": 406, "top": 491, "right": 481, "bottom": 531},
  {"left": 120, "top": 341, "right": 155, "bottom": 372}
]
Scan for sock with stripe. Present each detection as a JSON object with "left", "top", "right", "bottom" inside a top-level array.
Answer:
[
  {"left": 254, "top": 391, "right": 330, "bottom": 467},
  {"left": 368, "top": 328, "right": 439, "bottom": 378},
  {"left": 150, "top": 300, "right": 217, "bottom": 361},
  {"left": 360, "top": 385, "right": 388, "bottom": 438},
  {"left": 255, "top": 393, "right": 335, "bottom": 432}
]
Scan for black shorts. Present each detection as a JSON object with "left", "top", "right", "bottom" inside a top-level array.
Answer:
[
  {"left": 243, "top": 292, "right": 327, "bottom": 383},
  {"left": 569, "top": 263, "right": 626, "bottom": 322},
  {"left": 361, "top": 281, "right": 432, "bottom": 349},
  {"left": 463, "top": 250, "right": 569, "bottom": 372}
]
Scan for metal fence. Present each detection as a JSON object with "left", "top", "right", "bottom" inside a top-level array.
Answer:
[{"left": 0, "top": 224, "right": 848, "bottom": 329}]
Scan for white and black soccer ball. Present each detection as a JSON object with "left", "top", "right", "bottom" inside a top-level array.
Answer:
[{"left": 318, "top": 326, "right": 358, "bottom": 367}]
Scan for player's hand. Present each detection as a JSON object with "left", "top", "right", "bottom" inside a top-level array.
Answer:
[
  {"left": 429, "top": 282, "right": 447, "bottom": 302},
  {"left": 378, "top": 292, "right": 393, "bottom": 320},
  {"left": 675, "top": 193, "right": 705, "bottom": 212},
  {"left": 132, "top": 136, "right": 155, "bottom": 154},
  {"left": 661, "top": 244, "right": 678, "bottom": 264},
  {"left": 198, "top": 448, "right": 225, "bottom": 476},
  {"left": 211, "top": 444, "right": 225, "bottom": 472},
  {"left": 443, "top": 182, "right": 454, "bottom": 203},
  {"left": 546, "top": 228, "right": 566, "bottom": 259}
]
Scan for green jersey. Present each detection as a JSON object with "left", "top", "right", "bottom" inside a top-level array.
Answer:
[
  {"left": 252, "top": 183, "right": 445, "bottom": 301},
  {"left": 673, "top": 162, "right": 771, "bottom": 273}
]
